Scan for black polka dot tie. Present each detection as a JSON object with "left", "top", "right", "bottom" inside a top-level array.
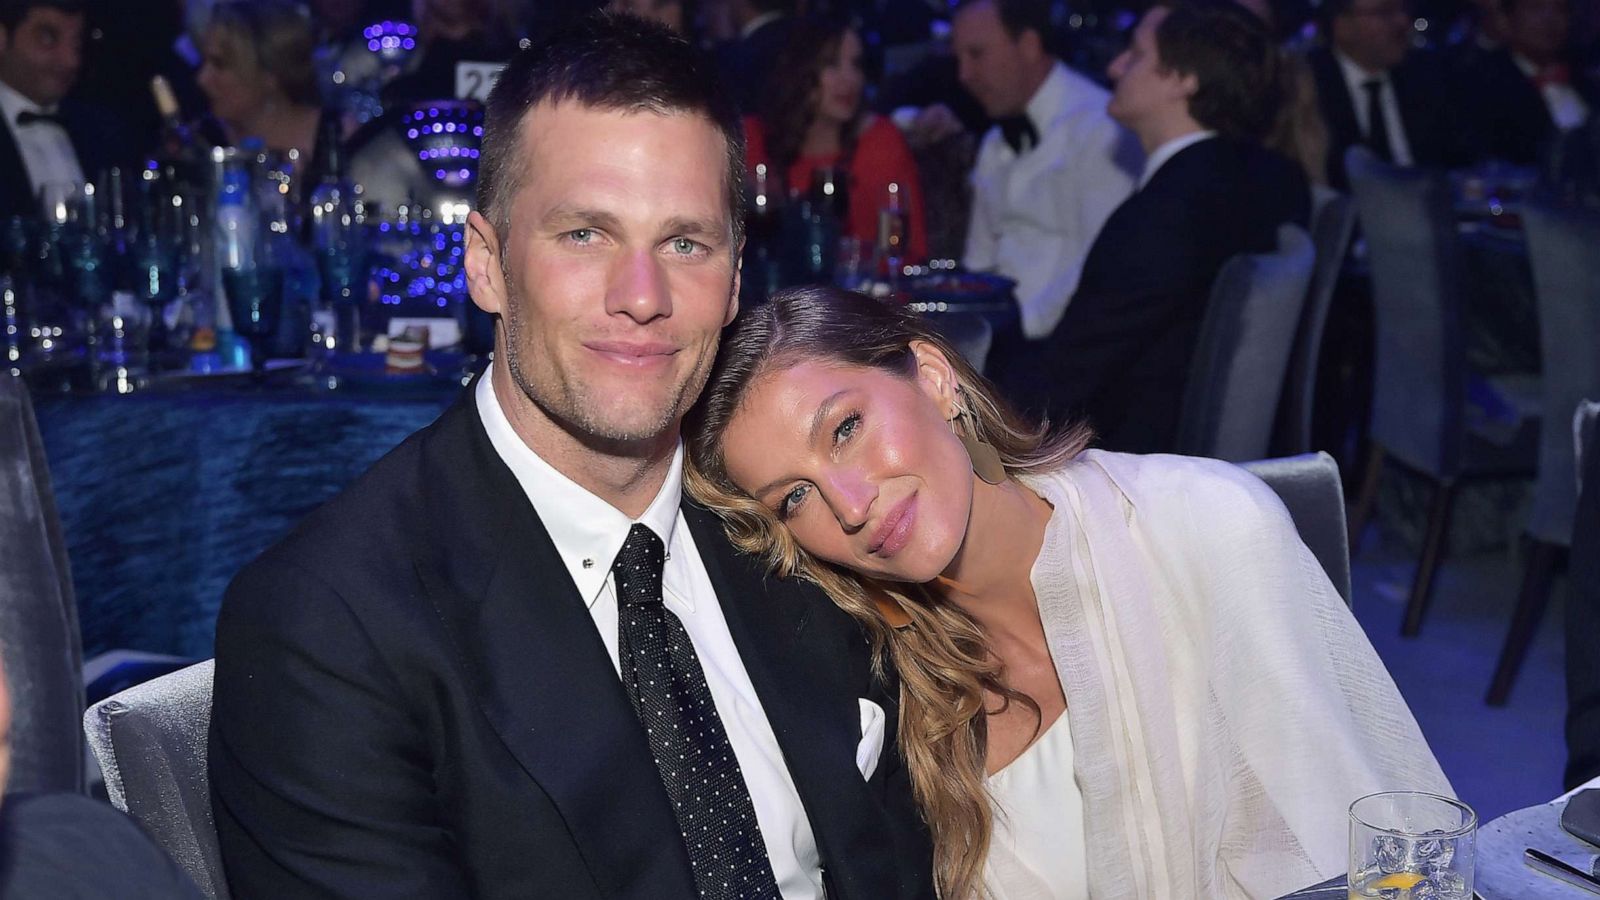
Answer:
[{"left": 614, "top": 524, "right": 782, "bottom": 900}]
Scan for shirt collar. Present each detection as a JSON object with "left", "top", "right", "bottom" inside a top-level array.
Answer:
[
  {"left": 0, "top": 79, "right": 48, "bottom": 127},
  {"left": 740, "top": 11, "right": 783, "bottom": 40},
  {"left": 1021, "top": 62, "right": 1073, "bottom": 135},
  {"left": 1334, "top": 47, "right": 1389, "bottom": 86},
  {"left": 475, "top": 371, "right": 687, "bottom": 610},
  {"left": 1139, "top": 129, "right": 1216, "bottom": 189}
]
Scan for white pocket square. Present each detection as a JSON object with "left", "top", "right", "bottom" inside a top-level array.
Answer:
[{"left": 856, "top": 698, "right": 886, "bottom": 780}]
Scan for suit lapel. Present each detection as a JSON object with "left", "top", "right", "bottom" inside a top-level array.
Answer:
[
  {"left": 683, "top": 504, "right": 906, "bottom": 900},
  {"left": 416, "top": 393, "right": 698, "bottom": 900},
  {"left": 0, "top": 123, "right": 30, "bottom": 220}
]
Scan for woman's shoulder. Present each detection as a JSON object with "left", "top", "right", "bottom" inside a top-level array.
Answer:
[{"left": 1073, "top": 450, "right": 1293, "bottom": 533}]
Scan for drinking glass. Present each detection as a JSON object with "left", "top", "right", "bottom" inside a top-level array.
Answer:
[
  {"left": 1348, "top": 792, "right": 1476, "bottom": 899},
  {"left": 223, "top": 266, "right": 285, "bottom": 379}
]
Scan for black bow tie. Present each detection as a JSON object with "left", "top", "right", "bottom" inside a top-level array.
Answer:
[
  {"left": 16, "top": 109, "right": 65, "bottom": 128},
  {"left": 997, "top": 114, "right": 1039, "bottom": 154}
]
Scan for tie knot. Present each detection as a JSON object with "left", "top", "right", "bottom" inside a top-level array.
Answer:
[
  {"left": 16, "top": 109, "right": 64, "bottom": 128},
  {"left": 998, "top": 114, "right": 1038, "bottom": 155},
  {"left": 613, "top": 524, "right": 666, "bottom": 606}
]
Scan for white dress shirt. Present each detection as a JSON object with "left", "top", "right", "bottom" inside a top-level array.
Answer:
[
  {"left": 964, "top": 61, "right": 1142, "bottom": 339},
  {"left": 475, "top": 374, "right": 824, "bottom": 900},
  {"left": 1513, "top": 52, "right": 1591, "bottom": 133},
  {"left": 1334, "top": 49, "right": 1415, "bottom": 166},
  {"left": 0, "top": 78, "right": 85, "bottom": 207},
  {"left": 1138, "top": 129, "right": 1217, "bottom": 190}
]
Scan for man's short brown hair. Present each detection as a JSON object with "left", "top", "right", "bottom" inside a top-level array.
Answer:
[{"left": 1154, "top": 0, "right": 1283, "bottom": 141}]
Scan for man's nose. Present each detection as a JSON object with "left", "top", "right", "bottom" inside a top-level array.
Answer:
[
  {"left": 1106, "top": 53, "right": 1126, "bottom": 82},
  {"left": 605, "top": 246, "right": 672, "bottom": 324}
]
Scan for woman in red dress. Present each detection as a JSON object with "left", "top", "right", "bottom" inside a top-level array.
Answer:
[{"left": 744, "top": 18, "right": 929, "bottom": 263}]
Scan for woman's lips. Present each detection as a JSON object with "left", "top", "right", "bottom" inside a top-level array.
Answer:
[{"left": 868, "top": 494, "right": 917, "bottom": 558}]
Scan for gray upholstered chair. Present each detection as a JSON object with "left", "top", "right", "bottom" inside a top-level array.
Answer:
[
  {"left": 1176, "top": 224, "right": 1315, "bottom": 462},
  {"left": 1485, "top": 200, "right": 1600, "bottom": 704},
  {"left": 1241, "top": 452, "right": 1353, "bottom": 606},
  {"left": 84, "top": 660, "right": 229, "bottom": 900},
  {"left": 0, "top": 373, "right": 85, "bottom": 797},
  {"left": 1343, "top": 146, "right": 1537, "bottom": 637},
  {"left": 929, "top": 312, "right": 994, "bottom": 375},
  {"left": 1280, "top": 190, "right": 1357, "bottom": 455}
]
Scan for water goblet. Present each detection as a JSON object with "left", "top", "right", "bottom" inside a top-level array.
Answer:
[{"left": 223, "top": 265, "right": 285, "bottom": 381}]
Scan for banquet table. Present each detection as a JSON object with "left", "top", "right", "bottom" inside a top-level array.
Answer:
[{"left": 32, "top": 367, "right": 461, "bottom": 659}]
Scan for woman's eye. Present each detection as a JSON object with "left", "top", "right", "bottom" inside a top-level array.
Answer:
[
  {"left": 833, "top": 412, "right": 861, "bottom": 445},
  {"left": 780, "top": 484, "right": 811, "bottom": 519}
]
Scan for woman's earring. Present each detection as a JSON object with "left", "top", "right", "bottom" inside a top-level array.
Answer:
[{"left": 952, "top": 408, "right": 1006, "bottom": 485}]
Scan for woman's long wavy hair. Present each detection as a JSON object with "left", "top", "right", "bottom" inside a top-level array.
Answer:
[
  {"left": 760, "top": 16, "right": 863, "bottom": 183},
  {"left": 684, "top": 286, "right": 1093, "bottom": 899}
]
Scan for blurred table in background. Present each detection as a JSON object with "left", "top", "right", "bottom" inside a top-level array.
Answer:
[{"left": 32, "top": 369, "right": 461, "bottom": 659}]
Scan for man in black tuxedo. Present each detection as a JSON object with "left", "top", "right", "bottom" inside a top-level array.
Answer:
[
  {"left": 993, "top": 0, "right": 1309, "bottom": 453},
  {"left": 1306, "top": 0, "right": 1468, "bottom": 188},
  {"left": 1464, "top": 0, "right": 1598, "bottom": 166},
  {"left": 208, "top": 15, "right": 933, "bottom": 900},
  {"left": 713, "top": 0, "right": 794, "bottom": 113},
  {"left": 0, "top": 0, "right": 127, "bottom": 220}
]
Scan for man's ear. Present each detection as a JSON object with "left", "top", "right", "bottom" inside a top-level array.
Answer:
[
  {"left": 464, "top": 210, "right": 507, "bottom": 317},
  {"left": 1018, "top": 28, "right": 1045, "bottom": 63},
  {"left": 725, "top": 237, "right": 744, "bottom": 327},
  {"left": 910, "top": 340, "right": 960, "bottom": 417}
]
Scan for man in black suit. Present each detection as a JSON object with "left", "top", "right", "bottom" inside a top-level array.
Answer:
[
  {"left": 0, "top": 0, "right": 127, "bottom": 220},
  {"left": 1306, "top": 0, "right": 1468, "bottom": 188},
  {"left": 208, "top": 15, "right": 933, "bottom": 900},
  {"left": 1464, "top": 0, "right": 1598, "bottom": 166},
  {"left": 993, "top": 0, "right": 1309, "bottom": 453},
  {"left": 713, "top": 0, "right": 794, "bottom": 113}
]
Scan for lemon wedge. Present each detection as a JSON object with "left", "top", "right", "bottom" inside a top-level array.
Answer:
[{"left": 1371, "top": 872, "right": 1427, "bottom": 890}]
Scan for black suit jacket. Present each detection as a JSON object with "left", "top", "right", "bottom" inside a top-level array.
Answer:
[
  {"left": 1307, "top": 46, "right": 1468, "bottom": 189},
  {"left": 0, "top": 99, "right": 133, "bottom": 220},
  {"left": 715, "top": 16, "right": 796, "bottom": 115},
  {"left": 1463, "top": 48, "right": 1600, "bottom": 166},
  {"left": 994, "top": 136, "right": 1311, "bottom": 453},
  {"left": 208, "top": 384, "right": 934, "bottom": 900}
]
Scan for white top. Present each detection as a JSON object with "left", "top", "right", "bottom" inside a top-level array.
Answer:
[
  {"left": 474, "top": 373, "right": 824, "bottom": 900},
  {"left": 984, "top": 715, "right": 1091, "bottom": 900},
  {"left": 1513, "top": 52, "right": 1591, "bottom": 133},
  {"left": 964, "top": 62, "right": 1141, "bottom": 339},
  {"left": 1333, "top": 49, "right": 1416, "bottom": 166},
  {"left": 0, "top": 78, "right": 85, "bottom": 207},
  {"left": 1138, "top": 130, "right": 1217, "bottom": 190},
  {"left": 1018, "top": 453, "right": 1453, "bottom": 898}
]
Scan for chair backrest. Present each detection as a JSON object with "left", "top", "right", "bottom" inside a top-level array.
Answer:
[
  {"left": 0, "top": 373, "right": 84, "bottom": 797},
  {"left": 1522, "top": 200, "right": 1600, "bottom": 545},
  {"left": 930, "top": 312, "right": 994, "bottom": 375},
  {"left": 1240, "top": 452, "right": 1354, "bottom": 605},
  {"left": 1344, "top": 145, "right": 1468, "bottom": 477},
  {"left": 1578, "top": 400, "right": 1600, "bottom": 497},
  {"left": 84, "top": 660, "right": 228, "bottom": 900},
  {"left": 1177, "top": 224, "right": 1315, "bottom": 462},
  {"left": 1281, "top": 189, "right": 1358, "bottom": 454}
]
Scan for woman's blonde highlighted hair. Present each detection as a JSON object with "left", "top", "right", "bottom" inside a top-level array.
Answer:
[{"left": 685, "top": 285, "right": 1092, "bottom": 899}]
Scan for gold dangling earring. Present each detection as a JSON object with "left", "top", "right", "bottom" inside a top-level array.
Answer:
[{"left": 952, "top": 401, "right": 1006, "bottom": 485}]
